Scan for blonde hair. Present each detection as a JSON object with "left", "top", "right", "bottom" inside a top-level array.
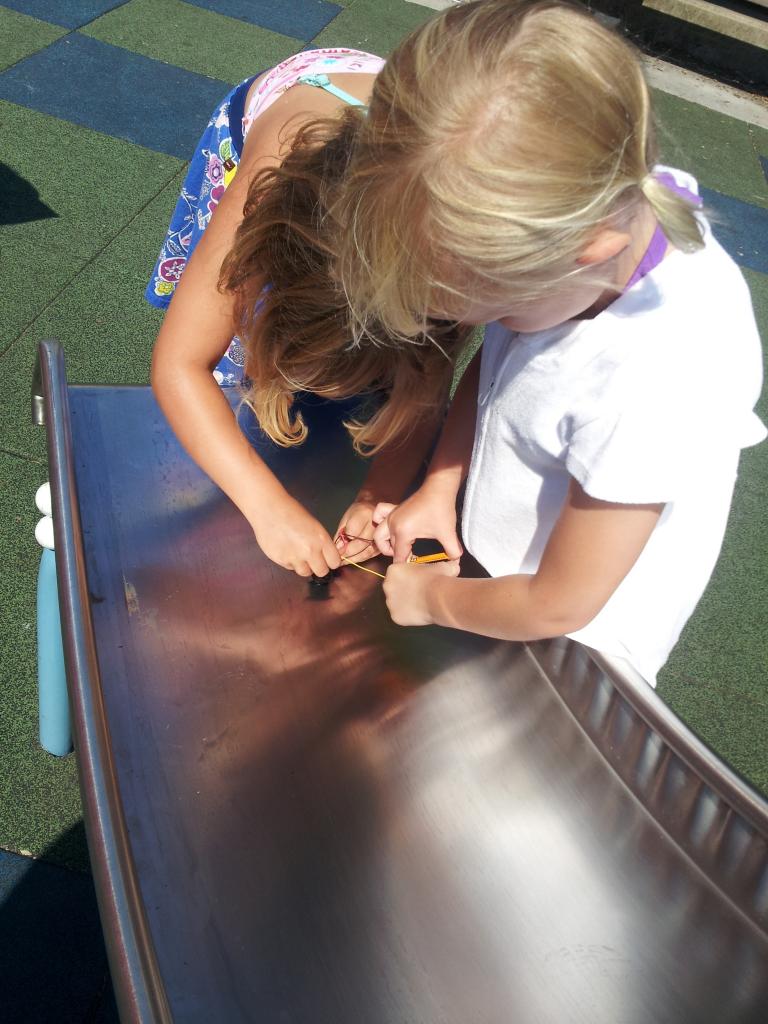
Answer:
[
  {"left": 220, "top": 113, "right": 468, "bottom": 455},
  {"left": 334, "top": 0, "right": 704, "bottom": 341}
]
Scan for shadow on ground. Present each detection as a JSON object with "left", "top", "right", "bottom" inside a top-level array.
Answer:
[
  {"left": 0, "top": 162, "right": 57, "bottom": 226},
  {"left": 0, "top": 821, "right": 118, "bottom": 1024}
]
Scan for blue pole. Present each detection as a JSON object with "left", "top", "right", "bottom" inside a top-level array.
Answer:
[{"left": 37, "top": 546, "right": 72, "bottom": 756}]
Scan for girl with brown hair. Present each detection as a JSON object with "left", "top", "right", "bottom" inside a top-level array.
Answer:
[{"left": 149, "top": 48, "right": 468, "bottom": 579}]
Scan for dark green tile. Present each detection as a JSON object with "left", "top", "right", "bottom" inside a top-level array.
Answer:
[
  {"left": 0, "top": 262, "right": 163, "bottom": 459},
  {"left": 658, "top": 444, "right": 768, "bottom": 796},
  {"left": 747, "top": 121, "right": 768, "bottom": 182},
  {"left": 1, "top": 166, "right": 182, "bottom": 456},
  {"left": 94, "top": 166, "right": 189, "bottom": 282},
  {"left": 0, "top": 99, "right": 183, "bottom": 259},
  {"left": 0, "top": 240, "right": 87, "bottom": 358},
  {"left": 82, "top": 0, "right": 302, "bottom": 85},
  {"left": 658, "top": 267, "right": 768, "bottom": 795},
  {"left": 742, "top": 268, "right": 768, "bottom": 392},
  {"left": 311, "top": 0, "right": 433, "bottom": 54},
  {"left": 0, "top": 7, "right": 65, "bottom": 73},
  {"left": 0, "top": 321, "right": 49, "bottom": 460},
  {"left": 653, "top": 89, "right": 768, "bottom": 211},
  {"left": 32, "top": 263, "right": 162, "bottom": 384},
  {"left": 0, "top": 451, "right": 87, "bottom": 868}
]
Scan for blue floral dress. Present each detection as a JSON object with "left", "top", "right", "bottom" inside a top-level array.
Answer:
[{"left": 145, "top": 75, "right": 255, "bottom": 384}]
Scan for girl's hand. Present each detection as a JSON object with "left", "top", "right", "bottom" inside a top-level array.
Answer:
[
  {"left": 372, "top": 484, "right": 463, "bottom": 563},
  {"left": 334, "top": 500, "right": 379, "bottom": 563},
  {"left": 251, "top": 494, "right": 342, "bottom": 577},
  {"left": 383, "top": 560, "right": 461, "bottom": 626}
]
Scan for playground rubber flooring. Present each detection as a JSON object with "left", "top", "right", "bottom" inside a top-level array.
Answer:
[{"left": 0, "top": 1, "right": 766, "bottom": 1020}]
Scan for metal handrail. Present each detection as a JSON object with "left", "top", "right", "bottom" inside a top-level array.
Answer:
[{"left": 36, "top": 340, "right": 171, "bottom": 1024}]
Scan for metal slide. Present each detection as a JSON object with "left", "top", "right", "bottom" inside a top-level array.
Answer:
[{"left": 38, "top": 341, "right": 768, "bottom": 1023}]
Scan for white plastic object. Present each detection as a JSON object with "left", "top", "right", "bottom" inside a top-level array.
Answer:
[
  {"left": 35, "top": 516, "right": 55, "bottom": 550},
  {"left": 35, "top": 482, "right": 52, "bottom": 517}
]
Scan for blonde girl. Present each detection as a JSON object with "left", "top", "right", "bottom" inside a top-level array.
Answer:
[
  {"left": 149, "top": 49, "right": 469, "bottom": 578},
  {"left": 335, "top": 0, "right": 765, "bottom": 684}
]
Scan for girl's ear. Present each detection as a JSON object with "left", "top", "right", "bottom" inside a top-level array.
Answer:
[{"left": 577, "top": 228, "right": 631, "bottom": 266}]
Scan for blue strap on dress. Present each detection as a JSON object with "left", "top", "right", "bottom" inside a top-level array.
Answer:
[{"left": 296, "top": 73, "right": 367, "bottom": 108}]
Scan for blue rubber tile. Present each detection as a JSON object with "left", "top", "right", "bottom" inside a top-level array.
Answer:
[
  {"left": 701, "top": 187, "right": 768, "bottom": 276},
  {"left": 0, "top": 33, "right": 230, "bottom": 158},
  {"left": 0, "top": 0, "right": 129, "bottom": 29},
  {"left": 183, "top": 0, "right": 341, "bottom": 40},
  {"left": 82, "top": 0, "right": 300, "bottom": 87}
]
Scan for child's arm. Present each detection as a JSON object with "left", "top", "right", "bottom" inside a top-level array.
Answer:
[
  {"left": 334, "top": 409, "right": 449, "bottom": 560},
  {"left": 151, "top": 111, "right": 342, "bottom": 577},
  {"left": 382, "top": 479, "right": 663, "bottom": 637},
  {"left": 371, "top": 351, "right": 482, "bottom": 560}
]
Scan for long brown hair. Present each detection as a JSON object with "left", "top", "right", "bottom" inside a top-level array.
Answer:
[{"left": 219, "top": 109, "right": 469, "bottom": 455}]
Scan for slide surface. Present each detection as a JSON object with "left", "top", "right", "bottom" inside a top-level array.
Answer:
[{"left": 41, "top": 343, "right": 768, "bottom": 1023}]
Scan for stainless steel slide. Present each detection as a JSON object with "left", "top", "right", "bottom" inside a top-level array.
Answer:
[{"left": 38, "top": 341, "right": 768, "bottom": 1023}]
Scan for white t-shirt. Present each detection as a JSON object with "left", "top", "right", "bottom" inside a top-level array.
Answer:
[{"left": 462, "top": 170, "right": 766, "bottom": 685}]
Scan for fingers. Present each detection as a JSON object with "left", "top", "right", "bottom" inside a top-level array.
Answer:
[
  {"left": 335, "top": 527, "right": 377, "bottom": 560},
  {"left": 292, "top": 538, "right": 342, "bottom": 579},
  {"left": 392, "top": 526, "right": 462, "bottom": 565},
  {"left": 373, "top": 517, "right": 394, "bottom": 557},
  {"left": 439, "top": 532, "right": 463, "bottom": 561},
  {"left": 344, "top": 538, "right": 378, "bottom": 561},
  {"left": 339, "top": 501, "right": 453, "bottom": 565},
  {"left": 392, "top": 531, "right": 416, "bottom": 564},
  {"left": 337, "top": 500, "right": 384, "bottom": 560},
  {"left": 381, "top": 559, "right": 460, "bottom": 627},
  {"left": 334, "top": 524, "right": 356, "bottom": 552},
  {"left": 307, "top": 542, "right": 340, "bottom": 578},
  {"left": 322, "top": 540, "right": 343, "bottom": 572},
  {"left": 372, "top": 502, "right": 397, "bottom": 526}
]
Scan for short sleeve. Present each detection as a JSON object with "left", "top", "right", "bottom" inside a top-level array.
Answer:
[{"left": 565, "top": 347, "right": 765, "bottom": 505}]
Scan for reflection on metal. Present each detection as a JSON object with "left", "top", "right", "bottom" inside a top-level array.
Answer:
[
  {"left": 39, "top": 342, "right": 171, "bottom": 1024},
  {"left": 533, "top": 640, "right": 768, "bottom": 934},
  {"left": 40, "top": 340, "right": 768, "bottom": 1023},
  {"left": 31, "top": 345, "right": 46, "bottom": 427}
]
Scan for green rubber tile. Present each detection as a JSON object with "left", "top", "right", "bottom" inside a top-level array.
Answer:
[
  {"left": 94, "top": 165, "right": 189, "bottom": 283},
  {"left": 0, "top": 6, "right": 65, "bottom": 73},
  {"left": 0, "top": 317, "right": 47, "bottom": 460},
  {"left": 658, "top": 449, "right": 768, "bottom": 796},
  {"left": 741, "top": 267, "right": 768, "bottom": 400},
  {"left": 0, "top": 451, "right": 88, "bottom": 870},
  {"left": 31, "top": 261, "right": 162, "bottom": 384},
  {"left": 0, "top": 189, "right": 181, "bottom": 444},
  {"left": 0, "top": 237, "right": 89, "bottom": 360},
  {"left": 0, "top": 259, "right": 163, "bottom": 460},
  {"left": 657, "top": 267, "right": 768, "bottom": 795},
  {"left": 311, "top": 0, "right": 433, "bottom": 54},
  {"left": 653, "top": 89, "right": 768, "bottom": 211},
  {"left": 0, "top": 99, "right": 183, "bottom": 261},
  {"left": 0, "top": 162, "right": 184, "bottom": 456},
  {"left": 82, "top": 0, "right": 302, "bottom": 86},
  {"left": 748, "top": 122, "right": 768, "bottom": 179}
]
